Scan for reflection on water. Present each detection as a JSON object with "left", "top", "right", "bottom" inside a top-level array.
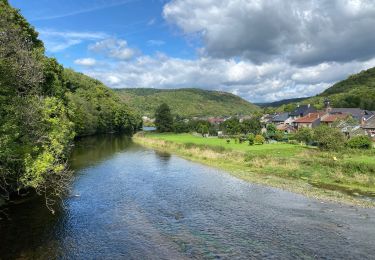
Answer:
[{"left": 1, "top": 134, "right": 375, "bottom": 259}]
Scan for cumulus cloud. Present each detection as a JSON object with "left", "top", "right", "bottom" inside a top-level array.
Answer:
[
  {"left": 89, "top": 38, "right": 137, "bottom": 60},
  {"left": 74, "top": 58, "right": 97, "bottom": 66},
  {"left": 163, "top": 0, "right": 375, "bottom": 65},
  {"left": 71, "top": 0, "right": 375, "bottom": 102},
  {"left": 79, "top": 53, "right": 375, "bottom": 102}
]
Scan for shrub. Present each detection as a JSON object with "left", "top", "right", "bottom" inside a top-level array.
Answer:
[
  {"left": 288, "top": 140, "right": 299, "bottom": 145},
  {"left": 248, "top": 133, "right": 255, "bottom": 145},
  {"left": 295, "top": 127, "right": 314, "bottom": 145},
  {"left": 255, "top": 135, "right": 265, "bottom": 145},
  {"left": 314, "top": 126, "right": 346, "bottom": 151},
  {"left": 347, "top": 135, "right": 373, "bottom": 150}
]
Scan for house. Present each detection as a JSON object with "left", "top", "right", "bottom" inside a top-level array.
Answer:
[
  {"left": 329, "top": 108, "right": 364, "bottom": 121},
  {"left": 293, "top": 112, "right": 326, "bottom": 129},
  {"left": 320, "top": 113, "right": 349, "bottom": 127},
  {"left": 239, "top": 115, "right": 252, "bottom": 123},
  {"left": 362, "top": 115, "right": 375, "bottom": 139},
  {"left": 260, "top": 114, "right": 274, "bottom": 124},
  {"left": 271, "top": 112, "right": 291, "bottom": 125},
  {"left": 208, "top": 117, "right": 225, "bottom": 125},
  {"left": 277, "top": 124, "right": 297, "bottom": 134},
  {"left": 290, "top": 104, "right": 316, "bottom": 119}
]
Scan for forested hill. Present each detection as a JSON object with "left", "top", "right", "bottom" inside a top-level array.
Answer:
[
  {"left": 273, "top": 67, "right": 375, "bottom": 112},
  {"left": 314, "top": 66, "right": 375, "bottom": 110},
  {"left": 256, "top": 97, "right": 309, "bottom": 108},
  {"left": 0, "top": 0, "right": 141, "bottom": 206},
  {"left": 115, "top": 88, "right": 259, "bottom": 117}
]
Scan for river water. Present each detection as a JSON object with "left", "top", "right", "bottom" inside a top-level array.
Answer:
[{"left": 1, "top": 134, "right": 374, "bottom": 259}]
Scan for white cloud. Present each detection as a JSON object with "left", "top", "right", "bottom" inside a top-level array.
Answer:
[
  {"left": 163, "top": 0, "right": 375, "bottom": 65},
  {"left": 78, "top": 53, "right": 375, "bottom": 102},
  {"left": 89, "top": 38, "right": 137, "bottom": 60},
  {"left": 74, "top": 58, "right": 97, "bottom": 67},
  {"left": 39, "top": 29, "right": 108, "bottom": 52}
]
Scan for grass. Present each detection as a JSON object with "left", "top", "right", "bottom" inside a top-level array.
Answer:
[{"left": 134, "top": 132, "right": 375, "bottom": 207}]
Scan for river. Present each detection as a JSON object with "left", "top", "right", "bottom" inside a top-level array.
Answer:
[{"left": 1, "top": 134, "right": 374, "bottom": 259}]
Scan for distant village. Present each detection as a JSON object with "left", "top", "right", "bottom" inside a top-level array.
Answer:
[
  {"left": 261, "top": 100, "right": 375, "bottom": 140},
  {"left": 142, "top": 99, "right": 375, "bottom": 140}
]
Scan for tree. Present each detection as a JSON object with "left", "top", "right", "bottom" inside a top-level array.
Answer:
[
  {"left": 248, "top": 133, "right": 255, "bottom": 145},
  {"left": 221, "top": 118, "right": 241, "bottom": 135},
  {"left": 0, "top": 0, "right": 141, "bottom": 210},
  {"left": 295, "top": 127, "right": 314, "bottom": 145},
  {"left": 254, "top": 135, "right": 265, "bottom": 145},
  {"left": 155, "top": 103, "right": 173, "bottom": 132},
  {"left": 314, "top": 126, "right": 346, "bottom": 151},
  {"left": 241, "top": 117, "right": 261, "bottom": 135},
  {"left": 346, "top": 136, "right": 373, "bottom": 150},
  {"left": 266, "top": 123, "right": 277, "bottom": 139}
]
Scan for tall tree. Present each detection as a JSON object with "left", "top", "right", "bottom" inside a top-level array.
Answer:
[{"left": 155, "top": 103, "right": 173, "bottom": 132}]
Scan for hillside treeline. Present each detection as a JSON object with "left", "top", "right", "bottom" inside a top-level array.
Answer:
[{"left": 0, "top": 0, "right": 141, "bottom": 206}]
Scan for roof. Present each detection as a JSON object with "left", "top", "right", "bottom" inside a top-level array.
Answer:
[
  {"left": 208, "top": 117, "right": 225, "bottom": 123},
  {"left": 271, "top": 112, "right": 290, "bottom": 122},
  {"left": 290, "top": 105, "right": 316, "bottom": 117},
  {"left": 277, "top": 124, "right": 296, "bottom": 131},
  {"left": 363, "top": 116, "right": 375, "bottom": 129},
  {"left": 330, "top": 108, "right": 364, "bottom": 119},
  {"left": 321, "top": 114, "right": 349, "bottom": 123},
  {"left": 293, "top": 112, "right": 325, "bottom": 123}
]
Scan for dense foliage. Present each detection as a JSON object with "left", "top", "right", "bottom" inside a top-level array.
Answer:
[
  {"left": 65, "top": 69, "right": 141, "bottom": 136},
  {"left": 295, "top": 127, "right": 314, "bottom": 145},
  {"left": 116, "top": 88, "right": 259, "bottom": 117},
  {"left": 346, "top": 136, "right": 373, "bottom": 150},
  {"left": 155, "top": 103, "right": 174, "bottom": 132},
  {"left": 0, "top": 1, "right": 140, "bottom": 206}
]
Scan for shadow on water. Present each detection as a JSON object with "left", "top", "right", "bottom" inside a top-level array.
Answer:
[
  {"left": 154, "top": 150, "right": 172, "bottom": 162},
  {"left": 0, "top": 134, "right": 135, "bottom": 259},
  {"left": 69, "top": 133, "right": 135, "bottom": 171}
]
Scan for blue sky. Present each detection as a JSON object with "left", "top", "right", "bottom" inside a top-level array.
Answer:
[
  {"left": 10, "top": 0, "right": 194, "bottom": 67},
  {"left": 9, "top": 0, "right": 375, "bottom": 102}
]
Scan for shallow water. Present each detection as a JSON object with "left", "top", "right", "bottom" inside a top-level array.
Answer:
[{"left": 1, "top": 134, "right": 375, "bottom": 259}]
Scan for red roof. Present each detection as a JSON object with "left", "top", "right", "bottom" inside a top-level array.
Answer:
[
  {"left": 321, "top": 114, "right": 348, "bottom": 123},
  {"left": 294, "top": 112, "right": 325, "bottom": 123}
]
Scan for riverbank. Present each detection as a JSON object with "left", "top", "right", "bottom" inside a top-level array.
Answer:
[{"left": 134, "top": 132, "right": 375, "bottom": 207}]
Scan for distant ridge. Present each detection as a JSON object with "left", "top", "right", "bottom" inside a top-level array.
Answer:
[
  {"left": 256, "top": 97, "right": 309, "bottom": 108},
  {"left": 298, "top": 66, "right": 375, "bottom": 110},
  {"left": 115, "top": 88, "right": 259, "bottom": 117}
]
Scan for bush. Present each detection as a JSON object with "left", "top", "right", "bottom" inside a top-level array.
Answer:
[
  {"left": 295, "top": 127, "right": 314, "bottom": 145},
  {"left": 314, "top": 126, "right": 346, "bottom": 151},
  {"left": 288, "top": 140, "right": 299, "bottom": 145},
  {"left": 347, "top": 135, "right": 373, "bottom": 149},
  {"left": 248, "top": 133, "right": 255, "bottom": 145},
  {"left": 255, "top": 135, "right": 265, "bottom": 145}
]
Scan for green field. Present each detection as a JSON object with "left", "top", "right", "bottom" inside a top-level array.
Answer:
[
  {"left": 135, "top": 132, "right": 375, "bottom": 206},
  {"left": 147, "top": 133, "right": 307, "bottom": 156}
]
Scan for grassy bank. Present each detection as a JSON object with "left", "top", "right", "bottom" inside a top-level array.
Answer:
[{"left": 134, "top": 132, "right": 375, "bottom": 207}]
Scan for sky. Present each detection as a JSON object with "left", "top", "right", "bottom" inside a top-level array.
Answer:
[{"left": 9, "top": 0, "right": 375, "bottom": 103}]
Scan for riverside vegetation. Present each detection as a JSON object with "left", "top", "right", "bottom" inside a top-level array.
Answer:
[
  {"left": 0, "top": 0, "right": 141, "bottom": 208},
  {"left": 135, "top": 131, "right": 375, "bottom": 206}
]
